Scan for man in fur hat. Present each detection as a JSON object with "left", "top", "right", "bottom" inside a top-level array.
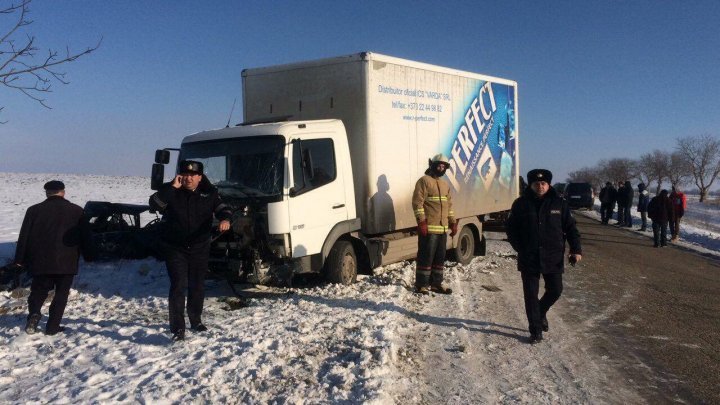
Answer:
[
  {"left": 506, "top": 169, "right": 582, "bottom": 344},
  {"left": 150, "top": 160, "right": 232, "bottom": 342}
]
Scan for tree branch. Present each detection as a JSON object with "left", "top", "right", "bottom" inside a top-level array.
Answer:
[{"left": 0, "top": 0, "right": 101, "bottom": 121}]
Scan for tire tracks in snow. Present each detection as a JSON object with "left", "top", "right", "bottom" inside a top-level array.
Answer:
[{"left": 388, "top": 241, "right": 644, "bottom": 404}]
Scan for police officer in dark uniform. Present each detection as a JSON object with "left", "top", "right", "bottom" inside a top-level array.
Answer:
[
  {"left": 14, "top": 180, "right": 85, "bottom": 335},
  {"left": 150, "top": 160, "right": 232, "bottom": 341},
  {"left": 506, "top": 169, "right": 582, "bottom": 344}
]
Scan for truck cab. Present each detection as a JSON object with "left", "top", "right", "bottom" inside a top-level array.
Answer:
[{"left": 152, "top": 119, "right": 360, "bottom": 285}]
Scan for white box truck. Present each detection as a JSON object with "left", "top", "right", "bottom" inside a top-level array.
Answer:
[{"left": 151, "top": 52, "right": 519, "bottom": 284}]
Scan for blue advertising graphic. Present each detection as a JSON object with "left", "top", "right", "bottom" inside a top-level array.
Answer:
[{"left": 444, "top": 82, "right": 516, "bottom": 195}]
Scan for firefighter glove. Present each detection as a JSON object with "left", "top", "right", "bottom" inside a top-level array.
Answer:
[
  {"left": 418, "top": 220, "right": 428, "bottom": 236},
  {"left": 450, "top": 222, "right": 458, "bottom": 237}
]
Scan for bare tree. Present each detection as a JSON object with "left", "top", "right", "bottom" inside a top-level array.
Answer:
[
  {"left": 637, "top": 150, "right": 670, "bottom": 194},
  {"left": 675, "top": 134, "right": 720, "bottom": 202},
  {"left": 666, "top": 151, "right": 692, "bottom": 192},
  {"left": 598, "top": 158, "right": 636, "bottom": 185},
  {"left": 566, "top": 166, "right": 602, "bottom": 190},
  {"left": 1, "top": 0, "right": 100, "bottom": 122}
]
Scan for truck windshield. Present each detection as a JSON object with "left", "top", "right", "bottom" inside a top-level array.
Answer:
[{"left": 180, "top": 135, "right": 285, "bottom": 198}]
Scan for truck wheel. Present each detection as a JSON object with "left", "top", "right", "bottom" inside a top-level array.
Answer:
[
  {"left": 452, "top": 226, "right": 475, "bottom": 265},
  {"left": 325, "top": 240, "right": 357, "bottom": 285}
]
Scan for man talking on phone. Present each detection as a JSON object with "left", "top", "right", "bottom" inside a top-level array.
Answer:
[
  {"left": 505, "top": 169, "right": 582, "bottom": 344},
  {"left": 150, "top": 160, "right": 232, "bottom": 342}
]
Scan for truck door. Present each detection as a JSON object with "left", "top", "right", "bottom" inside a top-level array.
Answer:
[{"left": 287, "top": 137, "right": 348, "bottom": 257}]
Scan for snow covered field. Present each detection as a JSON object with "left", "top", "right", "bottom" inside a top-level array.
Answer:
[{"left": 1, "top": 173, "right": 717, "bottom": 403}]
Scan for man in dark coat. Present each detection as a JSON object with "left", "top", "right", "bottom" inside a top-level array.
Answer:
[
  {"left": 13, "top": 181, "right": 85, "bottom": 335},
  {"left": 598, "top": 182, "right": 617, "bottom": 224},
  {"left": 150, "top": 160, "right": 232, "bottom": 342},
  {"left": 506, "top": 169, "right": 582, "bottom": 344},
  {"left": 615, "top": 181, "right": 626, "bottom": 225},
  {"left": 647, "top": 189, "right": 674, "bottom": 247},
  {"left": 637, "top": 183, "right": 650, "bottom": 231},
  {"left": 622, "top": 181, "right": 634, "bottom": 227}
]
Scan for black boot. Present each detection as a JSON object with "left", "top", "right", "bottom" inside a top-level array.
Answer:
[
  {"left": 430, "top": 284, "right": 453, "bottom": 294},
  {"left": 191, "top": 323, "right": 208, "bottom": 332},
  {"left": 45, "top": 326, "right": 66, "bottom": 336},
  {"left": 25, "top": 313, "right": 41, "bottom": 335},
  {"left": 541, "top": 315, "right": 549, "bottom": 332},
  {"left": 529, "top": 332, "right": 543, "bottom": 344},
  {"left": 172, "top": 329, "right": 185, "bottom": 342}
]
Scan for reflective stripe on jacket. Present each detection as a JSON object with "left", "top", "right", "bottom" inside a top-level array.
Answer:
[{"left": 412, "top": 174, "right": 455, "bottom": 234}]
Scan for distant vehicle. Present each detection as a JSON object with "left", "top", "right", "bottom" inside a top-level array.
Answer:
[
  {"left": 553, "top": 183, "right": 567, "bottom": 197},
  {"left": 565, "top": 182, "right": 594, "bottom": 209}
]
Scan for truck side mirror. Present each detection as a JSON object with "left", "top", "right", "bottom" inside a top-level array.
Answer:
[
  {"left": 155, "top": 149, "right": 170, "bottom": 164},
  {"left": 151, "top": 163, "right": 165, "bottom": 190}
]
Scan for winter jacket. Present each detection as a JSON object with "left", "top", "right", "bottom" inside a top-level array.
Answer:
[
  {"left": 14, "top": 196, "right": 85, "bottom": 275},
  {"left": 637, "top": 183, "right": 650, "bottom": 212},
  {"left": 621, "top": 181, "right": 634, "bottom": 208},
  {"left": 647, "top": 192, "right": 674, "bottom": 224},
  {"left": 505, "top": 187, "right": 582, "bottom": 274},
  {"left": 150, "top": 176, "right": 233, "bottom": 248},
  {"left": 616, "top": 185, "right": 626, "bottom": 206},
  {"left": 669, "top": 191, "right": 686, "bottom": 218},
  {"left": 599, "top": 185, "right": 617, "bottom": 205},
  {"left": 412, "top": 174, "right": 455, "bottom": 234}
]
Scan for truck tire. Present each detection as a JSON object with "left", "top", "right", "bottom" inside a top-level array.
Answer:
[
  {"left": 325, "top": 240, "right": 357, "bottom": 285},
  {"left": 451, "top": 226, "right": 475, "bottom": 265}
]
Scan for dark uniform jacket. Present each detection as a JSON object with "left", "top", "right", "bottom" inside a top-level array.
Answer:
[
  {"left": 14, "top": 196, "right": 84, "bottom": 275},
  {"left": 599, "top": 185, "right": 617, "bottom": 205},
  {"left": 149, "top": 176, "right": 232, "bottom": 248},
  {"left": 621, "top": 181, "right": 634, "bottom": 208},
  {"left": 647, "top": 193, "right": 674, "bottom": 224},
  {"left": 505, "top": 187, "right": 582, "bottom": 274}
]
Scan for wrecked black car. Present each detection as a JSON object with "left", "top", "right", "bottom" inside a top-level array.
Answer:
[{"left": 82, "top": 201, "right": 161, "bottom": 261}]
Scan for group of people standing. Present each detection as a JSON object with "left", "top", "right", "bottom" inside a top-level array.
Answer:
[
  {"left": 599, "top": 181, "right": 639, "bottom": 228},
  {"left": 599, "top": 181, "right": 687, "bottom": 247},
  {"left": 10, "top": 154, "right": 687, "bottom": 346},
  {"left": 647, "top": 186, "right": 687, "bottom": 247},
  {"left": 11, "top": 161, "right": 231, "bottom": 342}
]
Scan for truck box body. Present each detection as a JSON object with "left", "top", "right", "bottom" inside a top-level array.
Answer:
[{"left": 242, "top": 52, "right": 519, "bottom": 236}]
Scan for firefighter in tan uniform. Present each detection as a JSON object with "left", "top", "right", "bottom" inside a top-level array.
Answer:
[{"left": 412, "top": 154, "right": 458, "bottom": 294}]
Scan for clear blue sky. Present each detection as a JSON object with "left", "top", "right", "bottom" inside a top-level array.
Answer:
[{"left": 2, "top": 0, "right": 719, "bottom": 183}]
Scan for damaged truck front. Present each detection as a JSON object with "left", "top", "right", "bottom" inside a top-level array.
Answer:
[{"left": 151, "top": 120, "right": 357, "bottom": 285}]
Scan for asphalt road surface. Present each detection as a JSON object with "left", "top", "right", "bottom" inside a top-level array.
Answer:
[{"left": 560, "top": 213, "right": 720, "bottom": 403}]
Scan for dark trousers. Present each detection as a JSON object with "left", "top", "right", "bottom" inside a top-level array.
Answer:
[
  {"left": 640, "top": 211, "right": 648, "bottom": 230},
  {"left": 27, "top": 274, "right": 75, "bottom": 333},
  {"left": 669, "top": 216, "right": 681, "bottom": 238},
  {"left": 416, "top": 233, "right": 447, "bottom": 287},
  {"left": 600, "top": 203, "right": 614, "bottom": 224},
  {"left": 616, "top": 206, "right": 625, "bottom": 223},
  {"left": 652, "top": 221, "right": 668, "bottom": 247},
  {"left": 521, "top": 272, "right": 563, "bottom": 335},
  {"left": 623, "top": 205, "right": 633, "bottom": 227},
  {"left": 164, "top": 242, "right": 210, "bottom": 332}
]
